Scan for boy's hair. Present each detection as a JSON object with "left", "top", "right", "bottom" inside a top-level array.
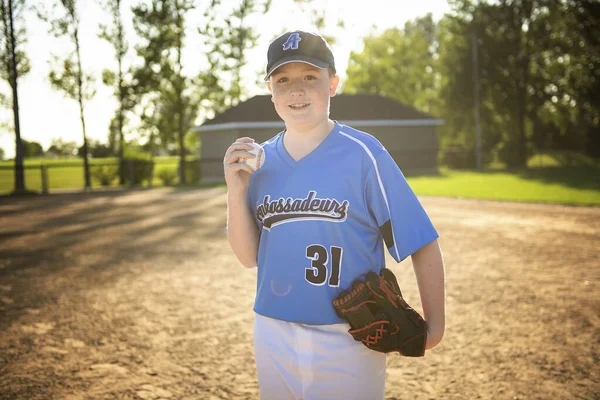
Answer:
[{"left": 265, "top": 31, "right": 336, "bottom": 81}]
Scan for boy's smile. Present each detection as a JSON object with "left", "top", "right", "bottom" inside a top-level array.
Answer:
[{"left": 289, "top": 103, "right": 310, "bottom": 109}]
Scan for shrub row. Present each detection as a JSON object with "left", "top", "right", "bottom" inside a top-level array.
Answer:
[{"left": 90, "top": 157, "right": 201, "bottom": 187}]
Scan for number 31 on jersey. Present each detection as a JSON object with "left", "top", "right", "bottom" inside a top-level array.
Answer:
[{"left": 305, "top": 245, "right": 342, "bottom": 287}]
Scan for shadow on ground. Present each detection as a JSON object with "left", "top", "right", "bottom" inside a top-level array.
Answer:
[{"left": 0, "top": 187, "right": 227, "bottom": 330}]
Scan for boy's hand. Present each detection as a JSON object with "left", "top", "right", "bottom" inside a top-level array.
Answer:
[{"left": 223, "top": 137, "right": 257, "bottom": 192}]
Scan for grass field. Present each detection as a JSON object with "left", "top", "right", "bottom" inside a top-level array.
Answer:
[
  {"left": 0, "top": 156, "right": 189, "bottom": 192},
  {"left": 407, "top": 167, "right": 600, "bottom": 206},
  {"left": 1, "top": 153, "right": 599, "bottom": 206}
]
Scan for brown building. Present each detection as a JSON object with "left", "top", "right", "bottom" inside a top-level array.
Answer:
[{"left": 192, "top": 94, "right": 443, "bottom": 182}]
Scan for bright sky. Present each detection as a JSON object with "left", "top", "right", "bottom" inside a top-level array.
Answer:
[{"left": 0, "top": 0, "right": 450, "bottom": 159}]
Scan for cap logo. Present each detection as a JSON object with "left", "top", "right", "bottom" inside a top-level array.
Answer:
[{"left": 282, "top": 33, "right": 301, "bottom": 51}]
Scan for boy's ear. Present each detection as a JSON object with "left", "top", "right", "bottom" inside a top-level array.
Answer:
[
  {"left": 329, "top": 75, "right": 340, "bottom": 97},
  {"left": 267, "top": 80, "right": 273, "bottom": 100}
]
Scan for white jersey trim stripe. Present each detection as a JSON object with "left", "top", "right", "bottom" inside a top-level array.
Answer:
[{"left": 338, "top": 130, "right": 401, "bottom": 261}]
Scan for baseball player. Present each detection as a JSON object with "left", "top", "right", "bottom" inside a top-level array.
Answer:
[{"left": 223, "top": 31, "right": 446, "bottom": 400}]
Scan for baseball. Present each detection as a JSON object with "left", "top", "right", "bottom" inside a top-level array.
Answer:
[{"left": 240, "top": 142, "right": 266, "bottom": 171}]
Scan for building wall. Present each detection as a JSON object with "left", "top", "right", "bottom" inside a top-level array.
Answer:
[
  {"left": 199, "top": 127, "right": 283, "bottom": 182},
  {"left": 198, "top": 124, "right": 438, "bottom": 182},
  {"left": 366, "top": 125, "right": 438, "bottom": 173}
]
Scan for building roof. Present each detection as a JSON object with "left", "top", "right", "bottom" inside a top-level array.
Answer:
[{"left": 197, "top": 94, "right": 439, "bottom": 129}]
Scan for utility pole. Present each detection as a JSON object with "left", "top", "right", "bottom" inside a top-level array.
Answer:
[{"left": 472, "top": 32, "right": 482, "bottom": 170}]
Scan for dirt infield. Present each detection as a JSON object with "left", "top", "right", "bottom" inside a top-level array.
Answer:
[{"left": 0, "top": 187, "right": 598, "bottom": 400}]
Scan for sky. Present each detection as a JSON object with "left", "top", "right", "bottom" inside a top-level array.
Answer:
[{"left": 0, "top": 0, "right": 451, "bottom": 159}]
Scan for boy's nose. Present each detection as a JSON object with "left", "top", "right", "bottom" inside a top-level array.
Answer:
[{"left": 290, "top": 81, "right": 306, "bottom": 96}]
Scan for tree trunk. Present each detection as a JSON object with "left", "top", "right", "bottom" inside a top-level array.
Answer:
[
  {"left": 516, "top": 3, "right": 533, "bottom": 169},
  {"left": 6, "top": 0, "right": 25, "bottom": 193},
  {"left": 118, "top": 55, "right": 124, "bottom": 185},
  {"left": 74, "top": 25, "right": 91, "bottom": 189},
  {"left": 509, "top": 0, "right": 529, "bottom": 168},
  {"left": 117, "top": 2, "right": 125, "bottom": 185},
  {"left": 176, "top": 9, "right": 185, "bottom": 185}
]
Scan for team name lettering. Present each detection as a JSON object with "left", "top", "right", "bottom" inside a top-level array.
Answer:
[{"left": 256, "top": 191, "right": 349, "bottom": 230}]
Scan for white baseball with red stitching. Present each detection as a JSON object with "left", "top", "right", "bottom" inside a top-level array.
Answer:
[{"left": 241, "top": 142, "right": 265, "bottom": 171}]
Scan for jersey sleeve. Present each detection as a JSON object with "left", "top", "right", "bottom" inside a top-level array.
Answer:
[{"left": 365, "top": 149, "right": 439, "bottom": 262}]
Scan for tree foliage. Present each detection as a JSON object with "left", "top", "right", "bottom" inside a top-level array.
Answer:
[
  {"left": 292, "top": 0, "right": 344, "bottom": 45},
  {"left": 78, "top": 139, "right": 113, "bottom": 158},
  {"left": 21, "top": 138, "right": 43, "bottom": 157},
  {"left": 131, "top": 0, "right": 198, "bottom": 183},
  {"left": 39, "top": 0, "right": 95, "bottom": 187},
  {"left": 99, "top": 0, "right": 133, "bottom": 183},
  {"left": 1, "top": 0, "right": 29, "bottom": 192},
  {"left": 47, "top": 137, "right": 78, "bottom": 156},
  {"left": 345, "top": 15, "right": 439, "bottom": 115},
  {"left": 345, "top": 0, "right": 600, "bottom": 168},
  {"left": 0, "top": 0, "right": 29, "bottom": 82},
  {"left": 200, "top": 0, "right": 271, "bottom": 112}
]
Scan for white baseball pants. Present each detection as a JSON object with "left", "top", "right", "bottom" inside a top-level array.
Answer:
[{"left": 253, "top": 313, "right": 386, "bottom": 400}]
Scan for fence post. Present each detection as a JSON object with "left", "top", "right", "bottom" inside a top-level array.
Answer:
[
  {"left": 41, "top": 165, "right": 49, "bottom": 195},
  {"left": 128, "top": 159, "right": 135, "bottom": 188}
]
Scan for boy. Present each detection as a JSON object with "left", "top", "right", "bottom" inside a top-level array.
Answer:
[{"left": 223, "top": 31, "right": 445, "bottom": 400}]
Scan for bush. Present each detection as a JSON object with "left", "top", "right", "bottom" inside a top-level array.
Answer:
[
  {"left": 92, "top": 165, "right": 119, "bottom": 186},
  {"left": 119, "top": 156, "right": 154, "bottom": 186},
  {"left": 440, "top": 146, "right": 476, "bottom": 169},
  {"left": 497, "top": 141, "right": 527, "bottom": 168},
  {"left": 156, "top": 167, "right": 178, "bottom": 186},
  {"left": 185, "top": 159, "right": 201, "bottom": 184},
  {"left": 165, "top": 159, "right": 202, "bottom": 184}
]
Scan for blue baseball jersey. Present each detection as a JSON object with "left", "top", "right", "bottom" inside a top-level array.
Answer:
[{"left": 247, "top": 122, "right": 439, "bottom": 325}]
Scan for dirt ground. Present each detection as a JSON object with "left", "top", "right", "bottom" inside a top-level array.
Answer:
[{"left": 0, "top": 187, "right": 598, "bottom": 400}]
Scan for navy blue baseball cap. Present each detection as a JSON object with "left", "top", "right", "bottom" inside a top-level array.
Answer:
[{"left": 264, "top": 31, "right": 336, "bottom": 81}]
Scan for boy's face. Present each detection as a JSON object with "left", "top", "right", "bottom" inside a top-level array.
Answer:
[{"left": 267, "top": 62, "right": 339, "bottom": 130}]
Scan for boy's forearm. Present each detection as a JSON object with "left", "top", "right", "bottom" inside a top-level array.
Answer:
[
  {"left": 226, "top": 189, "right": 260, "bottom": 268},
  {"left": 411, "top": 239, "right": 446, "bottom": 350}
]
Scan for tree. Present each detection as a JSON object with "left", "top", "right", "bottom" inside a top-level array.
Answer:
[
  {"left": 99, "top": 0, "right": 133, "bottom": 184},
  {"left": 449, "top": 0, "right": 598, "bottom": 166},
  {"left": 78, "top": 139, "right": 113, "bottom": 158},
  {"left": 1, "top": 0, "right": 30, "bottom": 193},
  {"left": 565, "top": 0, "right": 600, "bottom": 158},
  {"left": 200, "top": 0, "right": 271, "bottom": 111},
  {"left": 292, "top": 0, "right": 344, "bottom": 46},
  {"left": 132, "top": 0, "right": 198, "bottom": 184},
  {"left": 345, "top": 15, "right": 439, "bottom": 115},
  {"left": 46, "top": 137, "right": 78, "bottom": 157},
  {"left": 21, "top": 138, "right": 43, "bottom": 157},
  {"left": 0, "top": 146, "right": 5, "bottom": 160},
  {"left": 343, "top": 1, "right": 600, "bottom": 169},
  {"left": 39, "top": 0, "right": 95, "bottom": 189}
]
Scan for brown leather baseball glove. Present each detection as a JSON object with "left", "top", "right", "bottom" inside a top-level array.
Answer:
[{"left": 332, "top": 268, "right": 428, "bottom": 357}]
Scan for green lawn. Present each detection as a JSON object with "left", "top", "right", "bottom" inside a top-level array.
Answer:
[
  {"left": 0, "top": 157, "right": 184, "bottom": 192},
  {"left": 406, "top": 167, "right": 600, "bottom": 206}
]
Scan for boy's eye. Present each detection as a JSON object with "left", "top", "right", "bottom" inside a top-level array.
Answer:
[
  {"left": 277, "top": 77, "right": 288, "bottom": 83},
  {"left": 305, "top": 75, "right": 317, "bottom": 80}
]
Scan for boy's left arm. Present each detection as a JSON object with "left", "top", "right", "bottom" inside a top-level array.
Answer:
[{"left": 411, "top": 239, "right": 446, "bottom": 350}]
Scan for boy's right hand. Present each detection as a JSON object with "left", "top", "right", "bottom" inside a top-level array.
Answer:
[{"left": 223, "top": 137, "right": 257, "bottom": 192}]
